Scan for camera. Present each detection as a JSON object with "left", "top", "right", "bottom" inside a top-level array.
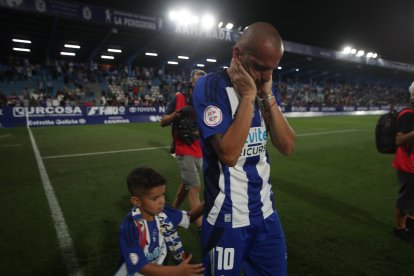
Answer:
[{"left": 175, "top": 106, "right": 198, "bottom": 145}]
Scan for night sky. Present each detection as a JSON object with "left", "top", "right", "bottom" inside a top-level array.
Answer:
[{"left": 83, "top": 0, "right": 414, "bottom": 64}]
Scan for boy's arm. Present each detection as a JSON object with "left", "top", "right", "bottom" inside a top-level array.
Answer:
[
  {"left": 118, "top": 220, "right": 149, "bottom": 274},
  {"left": 140, "top": 254, "right": 203, "bottom": 276}
]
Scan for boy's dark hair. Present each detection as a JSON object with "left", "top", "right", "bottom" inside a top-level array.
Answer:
[{"left": 127, "top": 167, "right": 166, "bottom": 197}]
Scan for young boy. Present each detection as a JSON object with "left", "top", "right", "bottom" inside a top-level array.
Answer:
[{"left": 115, "top": 166, "right": 204, "bottom": 276}]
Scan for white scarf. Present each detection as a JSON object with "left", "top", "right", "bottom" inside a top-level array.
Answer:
[{"left": 131, "top": 206, "right": 185, "bottom": 262}]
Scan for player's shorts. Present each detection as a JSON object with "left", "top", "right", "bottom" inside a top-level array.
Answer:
[
  {"left": 201, "top": 211, "right": 287, "bottom": 276},
  {"left": 176, "top": 155, "right": 202, "bottom": 189},
  {"left": 396, "top": 169, "right": 414, "bottom": 215}
]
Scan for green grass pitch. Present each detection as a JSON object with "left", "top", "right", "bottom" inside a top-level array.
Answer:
[{"left": 1, "top": 115, "right": 413, "bottom": 275}]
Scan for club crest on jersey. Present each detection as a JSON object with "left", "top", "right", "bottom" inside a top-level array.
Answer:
[
  {"left": 204, "top": 105, "right": 222, "bottom": 127},
  {"left": 129, "top": 253, "right": 139, "bottom": 265}
]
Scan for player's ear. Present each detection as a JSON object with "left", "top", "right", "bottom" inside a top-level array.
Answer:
[
  {"left": 232, "top": 46, "right": 241, "bottom": 61},
  {"left": 130, "top": 196, "right": 141, "bottom": 207}
]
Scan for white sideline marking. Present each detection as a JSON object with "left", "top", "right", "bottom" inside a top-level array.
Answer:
[
  {"left": 43, "top": 146, "right": 170, "bottom": 159},
  {"left": 0, "top": 134, "right": 11, "bottom": 138},
  {"left": 42, "top": 129, "right": 358, "bottom": 160},
  {"left": 297, "top": 129, "right": 358, "bottom": 137},
  {"left": 26, "top": 118, "right": 83, "bottom": 276}
]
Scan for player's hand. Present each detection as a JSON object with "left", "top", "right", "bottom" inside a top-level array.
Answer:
[
  {"left": 177, "top": 254, "right": 204, "bottom": 275},
  {"left": 227, "top": 57, "right": 256, "bottom": 99},
  {"left": 259, "top": 75, "right": 273, "bottom": 98}
]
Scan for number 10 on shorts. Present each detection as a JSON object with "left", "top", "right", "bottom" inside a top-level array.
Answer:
[{"left": 211, "top": 246, "right": 235, "bottom": 270}]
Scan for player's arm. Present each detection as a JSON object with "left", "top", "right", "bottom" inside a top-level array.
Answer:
[
  {"left": 259, "top": 79, "right": 295, "bottom": 156},
  {"left": 140, "top": 254, "right": 203, "bottom": 276},
  {"left": 210, "top": 58, "right": 256, "bottom": 166},
  {"left": 188, "top": 202, "right": 204, "bottom": 223}
]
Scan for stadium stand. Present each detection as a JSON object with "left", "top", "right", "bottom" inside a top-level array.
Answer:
[{"left": 1, "top": 0, "right": 413, "bottom": 126}]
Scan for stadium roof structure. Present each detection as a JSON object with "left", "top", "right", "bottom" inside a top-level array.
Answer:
[{"left": 1, "top": 0, "right": 413, "bottom": 88}]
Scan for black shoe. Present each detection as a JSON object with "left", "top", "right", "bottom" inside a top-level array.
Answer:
[
  {"left": 406, "top": 218, "right": 414, "bottom": 230},
  {"left": 393, "top": 228, "right": 414, "bottom": 243},
  {"left": 170, "top": 142, "right": 175, "bottom": 154}
]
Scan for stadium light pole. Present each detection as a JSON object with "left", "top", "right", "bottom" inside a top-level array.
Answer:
[
  {"left": 46, "top": 17, "right": 59, "bottom": 65},
  {"left": 87, "top": 27, "right": 114, "bottom": 63}
]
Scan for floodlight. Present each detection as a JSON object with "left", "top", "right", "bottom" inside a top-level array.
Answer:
[
  {"left": 225, "top": 23, "right": 233, "bottom": 30},
  {"left": 108, "top": 49, "right": 122, "bottom": 53},
  {"left": 60, "top": 52, "right": 75, "bottom": 56},
  {"left": 206, "top": 58, "right": 216, "bottom": 63},
  {"left": 167, "top": 61, "right": 178, "bottom": 65},
  {"left": 176, "top": 9, "right": 192, "bottom": 25},
  {"left": 64, "top": 44, "right": 81, "bottom": 49},
  {"left": 343, "top": 46, "right": 352, "bottom": 54},
  {"left": 145, "top": 52, "right": 158, "bottom": 56},
  {"left": 169, "top": 10, "right": 178, "bottom": 21},
  {"left": 356, "top": 50, "right": 364, "bottom": 57},
  {"left": 201, "top": 14, "right": 215, "bottom": 29},
  {"left": 191, "top": 15, "right": 199, "bottom": 24},
  {"left": 13, "top": 47, "right": 30, "bottom": 52},
  {"left": 101, "top": 55, "right": 114, "bottom": 59},
  {"left": 12, "top": 38, "right": 31, "bottom": 44},
  {"left": 197, "top": 64, "right": 205, "bottom": 67}
]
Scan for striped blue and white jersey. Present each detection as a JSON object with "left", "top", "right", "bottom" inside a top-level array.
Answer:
[
  {"left": 116, "top": 206, "right": 189, "bottom": 275},
  {"left": 193, "top": 69, "right": 280, "bottom": 228}
]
